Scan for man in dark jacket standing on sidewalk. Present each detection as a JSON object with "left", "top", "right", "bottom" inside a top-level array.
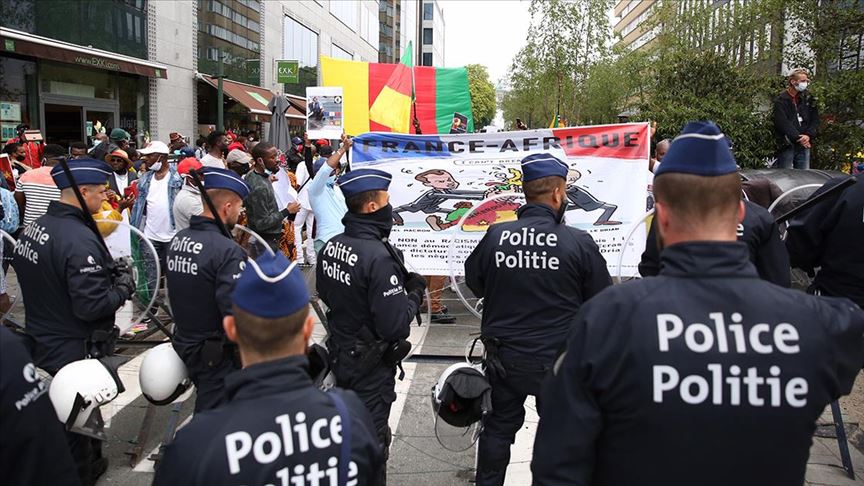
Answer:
[
  {"left": 773, "top": 69, "right": 818, "bottom": 169},
  {"left": 243, "top": 141, "right": 300, "bottom": 251}
]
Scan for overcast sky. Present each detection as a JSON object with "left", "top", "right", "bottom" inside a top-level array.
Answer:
[{"left": 442, "top": 0, "right": 533, "bottom": 87}]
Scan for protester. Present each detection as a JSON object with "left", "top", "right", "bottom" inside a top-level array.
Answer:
[
  {"left": 200, "top": 131, "right": 228, "bottom": 168},
  {"left": 4, "top": 142, "right": 31, "bottom": 175},
  {"left": 14, "top": 143, "right": 65, "bottom": 227},
  {"left": 172, "top": 157, "right": 204, "bottom": 231},
  {"left": 90, "top": 128, "right": 131, "bottom": 163},
  {"left": 316, "top": 152, "right": 426, "bottom": 485},
  {"left": 168, "top": 132, "right": 187, "bottom": 152},
  {"left": 6, "top": 123, "right": 43, "bottom": 169},
  {"left": 243, "top": 141, "right": 299, "bottom": 251},
  {"left": 532, "top": 121, "right": 864, "bottom": 486},
  {"left": 225, "top": 148, "right": 251, "bottom": 176},
  {"left": 132, "top": 141, "right": 182, "bottom": 289},
  {"left": 651, "top": 138, "right": 670, "bottom": 173},
  {"left": 773, "top": 68, "right": 818, "bottom": 170},
  {"left": 156, "top": 252, "right": 382, "bottom": 485},
  {"left": 306, "top": 138, "right": 348, "bottom": 252},
  {"left": 69, "top": 142, "right": 88, "bottom": 160},
  {"left": 786, "top": 172, "right": 864, "bottom": 309},
  {"left": 105, "top": 149, "right": 137, "bottom": 218},
  {"left": 293, "top": 141, "right": 316, "bottom": 265}
]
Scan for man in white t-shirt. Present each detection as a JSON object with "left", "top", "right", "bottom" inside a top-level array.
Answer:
[
  {"left": 132, "top": 141, "right": 182, "bottom": 291},
  {"left": 199, "top": 131, "right": 228, "bottom": 168}
]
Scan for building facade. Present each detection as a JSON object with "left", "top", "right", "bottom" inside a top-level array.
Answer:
[
  {"left": 378, "top": 0, "right": 418, "bottom": 64},
  {"left": 419, "top": 0, "right": 444, "bottom": 66},
  {"left": 1, "top": 0, "right": 386, "bottom": 148}
]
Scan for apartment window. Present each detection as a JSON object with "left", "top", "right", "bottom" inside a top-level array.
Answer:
[
  {"left": 283, "top": 16, "right": 319, "bottom": 96},
  {"left": 423, "top": 28, "right": 433, "bottom": 45},
  {"left": 422, "top": 52, "right": 433, "bottom": 66},
  {"left": 332, "top": 44, "right": 353, "bottom": 60},
  {"left": 330, "top": 1, "right": 358, "bottom": 31},
  {"left": 423, "top": 2, "right": 433, "bottom": 20}
]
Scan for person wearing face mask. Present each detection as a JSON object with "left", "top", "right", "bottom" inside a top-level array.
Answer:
[
  {"left": 165, "top": 167, "right": 250, "bottom": 412},
  {"left": 773, "top": 68, "right": 819, "bottom": 170},
  {"left": 242, "top": 142, "right": 300, "bottom": 252},
  {"left": 316, "top": 166, "right": 427, "bottom": 485},
  {"left": 200, "top": 131, "right": 229, "bottom": 168},
  {"left": 132, "top": 141, "right": 183, "bottom": 292},
  {"left": 464, "top": 153, "right": 612, "bottom": 486}
]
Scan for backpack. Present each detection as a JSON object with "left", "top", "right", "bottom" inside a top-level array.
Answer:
[{"left": 0, "top": 188, "right": 19, "bottom": 234}]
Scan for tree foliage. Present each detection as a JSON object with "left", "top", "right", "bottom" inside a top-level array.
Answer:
[{"left": 465, "top": 64, "right": 497, "bottom": 129}]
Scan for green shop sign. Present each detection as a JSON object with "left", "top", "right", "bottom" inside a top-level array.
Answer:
[{"left": 275, "top": 60, "right": 299, "bottom": 84}]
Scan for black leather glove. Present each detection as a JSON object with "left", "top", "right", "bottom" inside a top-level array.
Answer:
[
  {"left": 110, "top": 258, "right": 136, "bottom": 301},
  {"left": 404, "top": 272, "right": 427, "bottom": 295}
]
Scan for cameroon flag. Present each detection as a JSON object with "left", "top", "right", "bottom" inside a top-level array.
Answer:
[
  {"left": 369, "top": 42, "right": 414, "bottom": 133},
  {"left": 321, "top": 56, "right": 473, "bottom": 135}
]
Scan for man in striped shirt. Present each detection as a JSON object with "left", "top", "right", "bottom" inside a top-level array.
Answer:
[{"left": 14, "top": 144, "right": 64, "bottom": 227}]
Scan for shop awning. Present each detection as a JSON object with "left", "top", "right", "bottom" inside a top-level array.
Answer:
[
  {"left": 1, "top": 27, "right": 168, "bottom": 79},
  {"left": 198, "top": 74, "right": 307, "bottom": 120}
]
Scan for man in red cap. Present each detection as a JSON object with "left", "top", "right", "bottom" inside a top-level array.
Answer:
[{"left": 173, "top": 158, "right": 204, "bottom": 231}]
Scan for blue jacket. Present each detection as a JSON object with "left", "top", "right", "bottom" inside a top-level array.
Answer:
[
  {"left": 130, "top": 167, "right": 182, "bottom": 231},
  {"left": 533, "top": 241, "right": 864, "bottom": 486}
]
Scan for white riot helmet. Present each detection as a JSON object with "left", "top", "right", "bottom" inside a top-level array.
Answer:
[
  {"left": 139, "top": 343, "right": 191, "bottom": 405},
  {"left": 430, "top": 362, "right": 492, "bottom": 451},
  {"left": 49, "top": 358, "right": 124, "bottom": 440}
]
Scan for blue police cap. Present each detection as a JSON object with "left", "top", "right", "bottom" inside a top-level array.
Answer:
[
  {"left": 337, "top": 168, "right": 392, "bottom": 199},
  {"left": 521, "top": 153, "right": 569, "bottom": 182},
  {"left": 201, "top": 167, "right": 250, "bottom": 200},
  {"left": 178, "top": 147, "right": 196, "bottom": 158},
  {"left": 233, "top": 253, "right": 310, "bottom": 318},
  {"left": 655, "top": 121, "right": 738, "bottom": 177},
  {"left": 51, "top": 158, "right": 112, "bottom": 189}
]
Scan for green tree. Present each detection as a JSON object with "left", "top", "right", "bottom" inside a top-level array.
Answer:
[{"left": 465, "top": 64, "right": 497, "bottom": 128}]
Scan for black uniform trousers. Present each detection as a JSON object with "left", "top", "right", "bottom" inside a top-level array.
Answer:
[
  {"left": 477, "top": 349, "right": 552, "bottom": 486},
  {"left": 189, "top": 360, "right": 235, "bottom": 413}
]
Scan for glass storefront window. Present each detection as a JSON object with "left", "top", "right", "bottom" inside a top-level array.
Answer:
[
  {"left": 0, "top": 0, "right": 149, "bottom": 59},
  {"left": 40, "top": 62, "right": 117, "bottom": 100},
  {"left": 282, "top": 16, "right": 319, "bottom": 97},
  {"left": 118, "top": 74, "right": 148, "bottom": 146},
  {"left": 0, "top": 56, "right": 38, "bottom": 142}
]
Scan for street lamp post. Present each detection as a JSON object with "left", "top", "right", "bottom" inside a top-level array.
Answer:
[{"left": 216, "top": 50, "right": 224, "bottom": 131}]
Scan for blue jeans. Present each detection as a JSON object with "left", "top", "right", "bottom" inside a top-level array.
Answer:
[{"left": 776, "top": 145, "right": 810, "bottom": 169}]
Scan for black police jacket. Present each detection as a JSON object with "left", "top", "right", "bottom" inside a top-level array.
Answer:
[
  {"left": 786, "top": 174, "right": 863, "bottom": 308},
  {"left": 639, "top": 200, "right": 791, "bottom": 287},
  {"left": 13, "top": 201, "right": 126, "bottom": 373},
  {"left": 465, "top": 203, "right": 612, "bottom": 360},
  {"left": 0, "top": 327, "right": 80, "bottom": 486},
  {"left": 166, "top": 215, "right": 246, "bottom": 362},
  {"left": 533, "top": 242, "right": 864, "bottom": 486},
  {"left": 153, "top": 356, "right": 382, "bottom": 486},
  {"left": 316, "top": 212, "right": 419, "bottom": 350}
]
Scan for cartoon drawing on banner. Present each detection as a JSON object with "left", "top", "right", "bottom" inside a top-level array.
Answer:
[{"left": 349, "top": 123, "right": 651, "bottom": 276}]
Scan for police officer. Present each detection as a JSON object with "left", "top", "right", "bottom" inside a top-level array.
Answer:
[
  {"left": 12, "top": 158, "right": 135, "bottom": 485},
  {"left": 532, "top": 122, "right": 864, "bottom": 486},
  {"left": 786, "top": 172, "right": 863, "bottom": 308},
  {"left": 640, "top": 198, "right": 792, "bottom": 287},
  {"left": 316, "top": 163, "right": 427, "bottom": 485},
  {"left": 165, "top": 167, "right": 249, "bottom": 412},
  {"left": 154, "top": 252, "right": 382, "bottom": 485},
  {"left": 0, "top": 326, "right": 80, "bottom": 486},
  {"left": 464, "top": 153, "right": 612, "bottom": 486}
]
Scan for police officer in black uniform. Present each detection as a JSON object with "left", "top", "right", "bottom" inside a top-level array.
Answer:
[
  {"left": 317, "top": 158, "right": 426, "bottom": 485},
  {"left": 532, "top": 122, "right": 864, "bottom": 486},
  {"left": 12, "top": 158, "right": 134, "bottom": 485},
  {"left": 0, "top": 326, "right": 80, "bottom": 486},
  {"left": 640, "top": 198, "right": 791, "bottom": 287},
  {"left": 786, "top": 172, "right": 863, "bottom": 308},
  {"left": 166, "top": 167, "right": 249, "bottom": 412},
  {"left": 155, "top": 252, "right": 381, "bottom": 485},
  {"left": 464, "top": 153, "right": 612, "bottom": 486}
]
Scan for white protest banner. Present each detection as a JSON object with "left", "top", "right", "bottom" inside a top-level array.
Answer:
[
  {"left": 306, "top": 86, "right": 344, "bottom": 140},
  {"left": 350, "top": 123, "right": 651, "bottom": 277}
]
